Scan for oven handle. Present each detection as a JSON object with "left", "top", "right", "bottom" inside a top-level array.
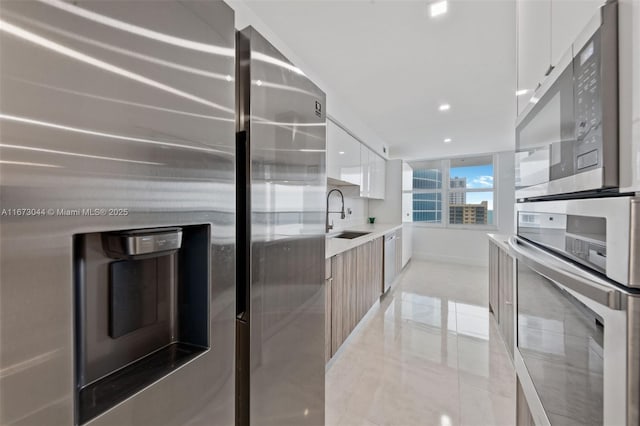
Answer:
[{"left": 508, "top": 236, "right": 625, "bottom": 310}]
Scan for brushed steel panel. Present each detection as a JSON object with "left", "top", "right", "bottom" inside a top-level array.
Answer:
[
  {"left": 0, "top": 1, "right": 235, "bottom": 424},
  {"left": 324, "top": 278, "right": 332, "bottom": 364},
  {"left": 237, "top": 27, "right": 326, "bottom": 426},
  {"left": 516, "top": 196, "right": 636, "bottom": 287}
]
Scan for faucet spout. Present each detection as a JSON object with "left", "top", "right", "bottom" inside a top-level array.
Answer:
[{"left": 326, "top": 188, "right": 346, "bottom": 233}]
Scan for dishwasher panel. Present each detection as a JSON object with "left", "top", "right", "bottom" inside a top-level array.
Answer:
[{"left": 384, "top": 233, "right": 397, "bottom": 293}]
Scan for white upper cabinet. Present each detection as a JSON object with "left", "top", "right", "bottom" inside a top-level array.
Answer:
[
  {"left": 619, "top": 0, "right": 640, "bottom": 191},
  {"left": 360, "top": 146, "right": 386, "bottom": 199},
  {"left": 369, "top": 152, "right": 386, "bottom": 200},
  {"left": 551, "top": 0, "right": 603, "bottom": 66},
  {"left": 517, "top": 0, "right": 603, "bottom": 117},
  {"left": 327, "top": 119, "right": 386, "bottom": 199},
  {"left": 517, "top": 0, "right": 551, "bottom": 115},
  {"left": 359, "top": 143, "right": 370, "bottom": 198},
  {"left": 327, "top": 120, "right": 361, "bottom": 186},
  {"left": 402, "top": 162, "right": 413, "bottom": 223}
]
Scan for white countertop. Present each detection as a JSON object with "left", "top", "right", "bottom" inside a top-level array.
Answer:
[
  {"left": 487, "top": 233, "right": 512, "bottom": 252},
  {"left": 326, "top": 223, "right": 403, "bottom": 258}
]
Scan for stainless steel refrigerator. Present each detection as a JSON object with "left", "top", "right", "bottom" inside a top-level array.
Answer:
[
  {"left": 235, "top": 27, "right": 326, "bottom": 426},
  {"left": 0, "top": 1, "right": 236, "bottom": 424}
]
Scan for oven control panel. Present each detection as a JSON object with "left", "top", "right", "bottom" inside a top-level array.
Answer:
[{"left": 565, "top": 235, "right": 606, "bottom": 273}]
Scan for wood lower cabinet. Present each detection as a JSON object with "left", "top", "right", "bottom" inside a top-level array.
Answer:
[
  {"left": 498, "top": 247, "right": 514, "bottom": 358},
  {"left": 489, "top": 243, "right": 500, "bottom": 321},
  {"left": 516, "top": 379, "right": 536, "bottom": 426},
  {"left": 395, "top": 228, "right": 402, "bottom": 278},
  {"left": 331, "top": 249, "right": 356, "bottom": 356},
  {"left": 371, "top": 237, "right": 383, "bottom": 303},
  {"left": 325, "top": 259, "right": 332, "bottom": 364},
  {"left": 328, "top": 237, "right": 384, "bottom": 360},
  {"left": 355, "top": 242, "right": 372, "bottom": 326},
  {"left": 488, "top": 239, "right": 515, "bottom": 359}
]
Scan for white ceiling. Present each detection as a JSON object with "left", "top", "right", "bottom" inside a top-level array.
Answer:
[{"left": 243, "top": 0, "right": 517, "bottom": 160}]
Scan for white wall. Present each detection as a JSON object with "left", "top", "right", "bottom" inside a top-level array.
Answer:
[
  {"left": 227, "top": 0, "right": 389, "bottom": 159},
  {"left": 327, "top": 185, "right": 369, "bottom": 232},
  {"left": 368, "top": 159, "right": 402, "bottom": 224},
  {"left": 411, "top": 151, "right": 515, "bottom": 266}
]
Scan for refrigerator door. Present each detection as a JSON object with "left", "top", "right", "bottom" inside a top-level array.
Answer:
[
  {"left": 236, "top": 27, "right": 326, "bottom": 426},
  {"left": 0, "top": 1, "right": 235, "bottom": 424}
]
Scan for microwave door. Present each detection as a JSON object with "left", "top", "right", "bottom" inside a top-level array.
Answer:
[
  {"left": 515, "top": 53, "right": 576, "bottom": 199},
  {"left": 516, "top": 148, "right": 550, "bottom": 189}
]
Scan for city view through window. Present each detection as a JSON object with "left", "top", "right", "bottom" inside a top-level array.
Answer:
[{"left": 411, "top": 158, "right": 494, "bottom": 225}]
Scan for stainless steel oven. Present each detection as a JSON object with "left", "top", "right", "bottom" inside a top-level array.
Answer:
[
  {"left": 511, "top": 197, "right": 640, "bottom": 425},
  {"left": 516, "top": 196, "right": 640, "bottom": 288},
  {"left": 515, "top": 1, "right": 619, "bottom": 200}
]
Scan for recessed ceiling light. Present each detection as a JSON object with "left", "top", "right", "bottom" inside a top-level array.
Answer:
[
  {"left": 515, "top": 89, "right": 529, "bottom": 96},
  {"left": 529, "top": 96, "right": 539, "bottom": 104},
  {"left": 256, "top": 80, "right": 263, "bottom": 86},
  {"left": 339, "top": 151, "right": 345, "bottom": 155},
  {"left": 444, "top": 138, "right": 452, "bottom": 143},
  {"left": 225, "top": 75, "right": 232, "bottom": 82},
  {"left": 430, "top": 0, "right": 448, "bottom": 17},
  {"left": 438, "top": 103, "right": 450, "bottom": 111}
]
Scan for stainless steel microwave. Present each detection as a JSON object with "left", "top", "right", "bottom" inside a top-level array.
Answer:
[{"left": 515, "top": 1, "right": 619, "bottom": 200}]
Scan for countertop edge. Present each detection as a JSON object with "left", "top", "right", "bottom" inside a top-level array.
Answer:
[
  {"left": 326, "top": 223, "right": 403, "bottom": 258},
  {"left": 487, "top": 233, "right": 512, "bottom": 253}
]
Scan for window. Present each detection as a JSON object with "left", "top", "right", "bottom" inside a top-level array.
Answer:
[
  {"left": 406, "top": 155, "right": 495, "bottom": 227},
  {"left": 411, "top": 166, "right": 442, "bottom": 223}
]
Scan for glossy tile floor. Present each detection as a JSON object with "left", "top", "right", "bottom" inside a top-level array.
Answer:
[{"left": 325, "top": 260, "right": 516, "bottom": 426}]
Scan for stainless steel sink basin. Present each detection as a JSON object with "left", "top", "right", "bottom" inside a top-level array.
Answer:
[{"left": 334, "top": 231, "right": 371, "bottom": 239}]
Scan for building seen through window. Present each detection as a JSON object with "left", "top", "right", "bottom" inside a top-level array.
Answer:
[
  {"left": 412, "top": 168, "right": 442, "bottom": 223},
  {"left": 409, "top": 156, "right": 494, "bottom": 226}
]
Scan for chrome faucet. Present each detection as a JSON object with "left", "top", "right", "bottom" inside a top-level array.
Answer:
[{"left": 326, "top": 188, "right": 346, "bottom": 233}]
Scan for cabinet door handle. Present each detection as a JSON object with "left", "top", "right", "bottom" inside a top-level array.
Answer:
[
  {"left": 544, "top": 64, "right": 555, "bottom": 77},
  {"left": 505, "top": 301, "right": 512, "bottom": 305}
]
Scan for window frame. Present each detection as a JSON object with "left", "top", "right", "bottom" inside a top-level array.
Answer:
[{"left": 406, "top": 154, "right": 499, "bottom": 231}]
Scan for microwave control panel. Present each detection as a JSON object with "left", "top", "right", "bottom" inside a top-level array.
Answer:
[{"left": 574, "top": 31, "right": 603, "bottom": 171}]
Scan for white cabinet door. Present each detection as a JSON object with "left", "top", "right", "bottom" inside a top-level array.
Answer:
[
  {"left": 620, "top": 0, "right": 640, "bottom": 191},
  {"left": 369, "top": 152, "right": 386, "bottom": 200},
  {"left": 517, "top": 0, "right": 604, "bottom": 117},
  {"left": 402, "top": 193, "right": 413, "bottom": 222},
  {"left": 402, "top": 162, "right": 413, "bottom": 222},
  {"left": 327, "top": 120, "right": 341, "bottom": 180},
  {"left": 377, "top": 154, "right": 386, "bottom": 199},
  {"left": 517, "top": 0, "right": 551, "bottom": 115},
  {"left": 327, "top": 121, "right": 361, "bottom": 186},
  {"left": 360, "top": 144, "right": 370, "bottom": 198},
  {"left": 401, "top": 223, "right": 412, "bottom": 268},
  {"left": 551, "top": 0, "right": 603, "bottom": 66}
]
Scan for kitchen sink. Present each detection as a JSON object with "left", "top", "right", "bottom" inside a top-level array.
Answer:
[{"left": 334, "top": 231, "right": 371, "bottom": 239}]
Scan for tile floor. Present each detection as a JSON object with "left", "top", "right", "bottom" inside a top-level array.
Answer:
[{"left": 325, "top": 260, "right": 517, "bottom": 426}]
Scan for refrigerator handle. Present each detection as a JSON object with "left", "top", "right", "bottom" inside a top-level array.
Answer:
[
  {"left": 236, "top": 130, "right": 249, "bottom": 320},
  {"left": 235, "top": 130, "right": 250, "bottom": 426}
]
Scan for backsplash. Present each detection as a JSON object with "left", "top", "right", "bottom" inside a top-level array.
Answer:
[{"left": 327, "top": 185, "right": 369, "bottom": 232}]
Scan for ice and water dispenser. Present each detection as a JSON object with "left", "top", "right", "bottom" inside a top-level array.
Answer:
[{"left": 74, "top": 225, "right": 210, "bottom": 424}]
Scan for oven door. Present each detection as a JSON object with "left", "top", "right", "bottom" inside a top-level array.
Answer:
[{"left": 509, "top": 236, "right": 636, "bottom": 426}]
